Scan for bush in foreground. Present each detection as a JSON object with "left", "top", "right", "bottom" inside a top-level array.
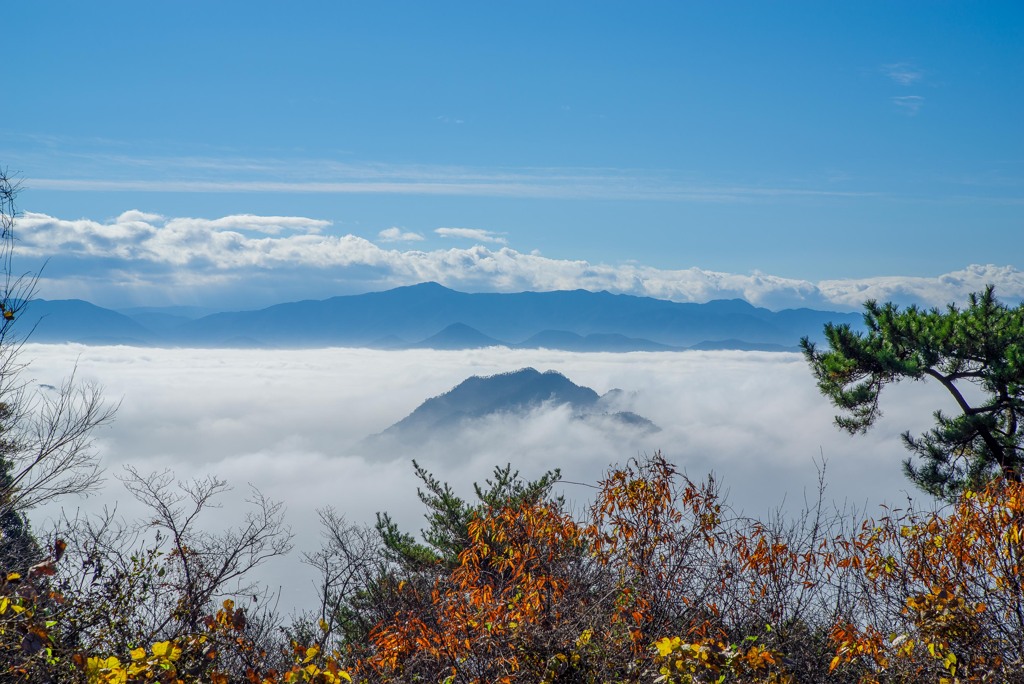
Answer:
[{"left": 1, "top": 453, "right": 1023, "bottom": 682}]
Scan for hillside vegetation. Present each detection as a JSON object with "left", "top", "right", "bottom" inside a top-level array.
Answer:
[{"left": 3, "top": 454, "right": 1024, "bottom": 683}]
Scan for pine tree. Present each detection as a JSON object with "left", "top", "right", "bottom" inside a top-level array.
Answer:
[{"left": 801, "top": 286, "right": 1024, "bottom": 499}]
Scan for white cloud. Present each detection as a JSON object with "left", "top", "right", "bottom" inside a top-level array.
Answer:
[
  {"left": 15, "top": 211, "right": 385, "bottom": 269},
  {"left": 377, "top": 227, "right": 425, "bottom": 243},
  {"left": 435, "top": 227, "right": 508, "bottom": 244},
  {"left": 12, "top": 212, "right": 1024, "bottom": 311},
  {"left": 892, "top": 95, "right": 924, "bottom": 115},
  {"left": 884, "top": 62, "right": 924, "bottom": 86},
  {"left": 818, "top": 264, "right": 1024, "bottom": 308},
  {"left": 206, "top": 214, "right": 330, "bottom": 235},
  {"left": 26, "top": 344, "right": 946, "bottom": 612}
]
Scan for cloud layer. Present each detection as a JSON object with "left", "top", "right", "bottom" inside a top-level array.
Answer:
[
  {"left": 13, "top": 211, "right": 1024, "bottom": 311},
  {"left": 25, "top": 345, "right": 948, "bottom": 611}
]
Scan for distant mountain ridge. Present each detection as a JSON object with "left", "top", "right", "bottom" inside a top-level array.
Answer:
[
  {"left": 14, "top": 282, "right": 862, "bottom": 350},
  {"left": 372, "top": 367, "right": 659, "bottom": 441}
]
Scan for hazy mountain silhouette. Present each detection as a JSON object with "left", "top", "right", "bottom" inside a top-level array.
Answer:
[
  {"left": 409, "top": 323, "right": 505, "bottom": 350},
  {"left": 688, "top": 339, "right": 799, "bottom": 352},
  {"left": 16, "top": 299, "right": 154, "bottom": 345},
  {"left": 169, "top": 282, "right": 859, "bottom": 348},
  {"left": 13, "top": 282, "right": 861, "bottom": 350},
  {"left": 517, "top": 330, "right": 679, "bottom": 352}
]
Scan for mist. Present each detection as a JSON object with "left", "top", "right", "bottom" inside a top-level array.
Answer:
[{"left": 23, "top": 344, "right": 951, "bottom": 613}]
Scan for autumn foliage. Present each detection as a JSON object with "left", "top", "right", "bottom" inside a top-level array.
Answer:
[
  {"left": 357, "top": 455, "right": 1024, "bottom": 682},
  {"left": 2, "top": 451, "right": 1024, "bottom": 682}
]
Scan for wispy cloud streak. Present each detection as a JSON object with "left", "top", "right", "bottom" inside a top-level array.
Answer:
[
  {"left": 25, "top": 154, "right": 876, "bottom": 202},
  {"left": 892, "top": 95, "right": 925, "bottom": 116},
  {"left": 884, "top": 62, "right": 924, "bottom": 86},
  {"left": 435, "top": 227, "right": 507, "bottom": 244}
]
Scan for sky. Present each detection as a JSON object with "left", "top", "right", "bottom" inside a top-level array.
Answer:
[
  {"left": 26, "top": 344, "right": 950, "bottom": 612},
  {"left": 4, "top": 2, "right": 1023, "bottom": 310}
]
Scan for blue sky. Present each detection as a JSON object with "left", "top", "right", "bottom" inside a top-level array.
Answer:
[{"left": 4, "top": 1, "right": 1023, "bottom": 310}]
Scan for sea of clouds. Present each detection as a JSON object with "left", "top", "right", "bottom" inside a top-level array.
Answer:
[{"left": 23, "top": 344, "right": 954, "bottom": 613}]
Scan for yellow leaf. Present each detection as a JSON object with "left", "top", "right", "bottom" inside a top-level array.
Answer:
[
  {"left": 655, "top": 637, "right": 675, "bottom": 657},
  {"left": 130, "top": 647, "right": 146, "bottom": 661}
]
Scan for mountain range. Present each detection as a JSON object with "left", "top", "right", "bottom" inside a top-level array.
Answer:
[{"left": 15, "top": 282, "right": 862, "bottom": 351}]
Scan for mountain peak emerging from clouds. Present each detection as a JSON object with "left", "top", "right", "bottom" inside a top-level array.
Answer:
[{"left": 374, "top": 367, "right": 658, "bottom": 441}]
